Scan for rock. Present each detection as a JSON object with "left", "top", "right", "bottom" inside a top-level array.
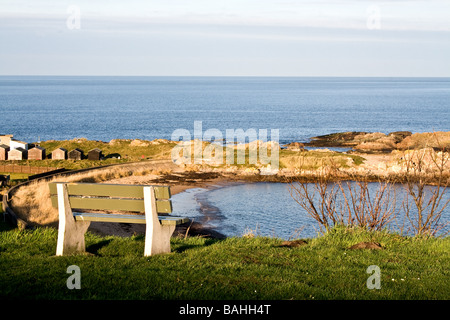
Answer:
[
  {"left": 236, "top": 140, "right": 280, "bottom": 151},
  {"left": 306, "top": 132, "right": 368, "bottom": 147},
  {"left": 388, "top": 131, "right": 412, "bottom": 143},
  {"left": 349, "top": 242, "right": 382, "bottom": 250},
  {"left": 310, "top": 148, "right": 332, "bottom": 153},
  {"left": 174, "top": 221, "right": 226, "bottom": 240},
  {"left": 149, "top": 139, "right": 170, "bottom": 145},
  {"left": 396, "top": 132, "right": 450, "bottom": 150},
  {"left": 352, "top": 133, "right": 399, "bottom": 153},
  {"left": 109, "top": 139, "right": 131, "bottom": 145},
  {"left": 285, "top": 142, "right": 306, "bottom": 151},
  {"left": 130, "top": 139, "right": 150, "bottom": 147},
  {"left": 71, "top": 137, "right": 88, "bottom": 143}
]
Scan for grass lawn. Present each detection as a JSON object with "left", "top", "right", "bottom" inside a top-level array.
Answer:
[
  {"left": 0, "top": 172, "right": 31, "bottom": 180},
  {"left": 0, "top": 222, "right": 448, "bottom": 300}
]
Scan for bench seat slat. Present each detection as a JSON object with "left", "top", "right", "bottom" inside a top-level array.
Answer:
[
  {"left": 74, "top": 212, "right": 189, "bottom": 226},
  {"left": 51, "top": 196, "right": 172, "bottom": 214},
  {"left": 49, "top": 182, "right": 171, "bottom": 199}
]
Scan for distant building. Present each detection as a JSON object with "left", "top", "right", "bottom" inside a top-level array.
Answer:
[
  {"left": 88, "top": 148, "right": 103, "bottom": 160},
  {"left": 52, "top": 148, "right": 68, "bottom": 160},
  {"left": 68, "top": 148, "right": 84, "bottom": 161},
  {"left": 8, "top": 147, "right": 27, "bottom": 160},
  {"left": 0, "top": 134, "right": 13, "bottom": 146},
  {"left": 0, "top": 144, "right": 10, "bottom": 160},
  {"left": 10, "top": 139, "right": 28, "bottom": 151},
  {"left": 28, "top": 146, "right": 46, "bottom": 160}
]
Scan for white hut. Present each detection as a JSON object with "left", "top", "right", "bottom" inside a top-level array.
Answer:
[{"left": 10, "top": 139, "right": 28, "bottom": 151}]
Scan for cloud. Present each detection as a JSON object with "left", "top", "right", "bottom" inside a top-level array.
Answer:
[
  {"left": 1, "top": 0, "right": 449, "bottom": 32},
  {"left": 0, "top": 0, "right": 448, "bottom": 76}
]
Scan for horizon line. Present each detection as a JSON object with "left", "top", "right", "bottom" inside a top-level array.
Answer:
[{"left": 1, "top": 75, "right": 450, "bottom": 78}]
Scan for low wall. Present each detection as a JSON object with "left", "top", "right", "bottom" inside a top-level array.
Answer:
[
  {"left": 1, "top": 163, "right": 119, "bottom": 229},
  {"left": 0, "top": 164, "right": 60, "bottom": 174}
]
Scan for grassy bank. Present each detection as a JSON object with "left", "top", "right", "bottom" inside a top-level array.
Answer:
[
  {"left": 0, "top": 138, "right": 177, "bottom": 170},
  {"left": 2, "top": 138, "right": 366, "bottom": 172},
  {"left": 0, "top": 222, "right": 448, "bottom": 300}
]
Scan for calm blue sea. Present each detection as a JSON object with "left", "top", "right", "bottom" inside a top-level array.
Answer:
[{"left": 0, "top": 76, "right": 449, "bottom": 145}]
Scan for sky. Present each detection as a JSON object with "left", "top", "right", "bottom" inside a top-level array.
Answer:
[{"left": 1, "top": 0, "right": 449, "bottom": 76}]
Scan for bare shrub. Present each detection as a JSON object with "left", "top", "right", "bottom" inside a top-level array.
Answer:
[
  {"left": 337, "top": 180, "right": 396, "bottom": 231},
  {"left": 401, "top": 136, "right": 449, "bottom": 236},
  {"left": 289, "top": 132, "right": 449, "bottom": 237},
  {"left": 288, "top": 165, "right": 397, "bottom": 233},
  {"left": 288, "top": 171, "right": 340, "bottom": 233}
]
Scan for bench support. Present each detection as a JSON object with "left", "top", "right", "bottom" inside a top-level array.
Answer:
[
  {"left": 144, "top": 186, "right": 175, "bottom": 256},
  {"left": 56, "top": 183, "right": 91, "bottom": 256}
]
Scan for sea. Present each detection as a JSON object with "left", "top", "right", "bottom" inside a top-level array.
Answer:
[
  {"left": 0, "top": 76, "right": 449, "bottom": 144},
  {"left": 1, "top": 76, "right": 449, "bottom": 238}
]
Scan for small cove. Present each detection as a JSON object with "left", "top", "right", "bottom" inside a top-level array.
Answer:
[{"left": 172, "top": 182, "right": 450, "bottom": 239}]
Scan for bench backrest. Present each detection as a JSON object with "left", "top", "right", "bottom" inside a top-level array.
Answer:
[{"left": 49, "top": 182, "right": 172, "bottom": 214}]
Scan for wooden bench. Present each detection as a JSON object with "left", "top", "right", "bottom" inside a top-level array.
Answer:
[{"left": 49, "top": 182, "right": 189, "bottom": 256}]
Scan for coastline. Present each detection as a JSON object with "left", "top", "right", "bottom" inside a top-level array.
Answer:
[{"left": 4, "top": 130, "right": 449, "bottom": 239}]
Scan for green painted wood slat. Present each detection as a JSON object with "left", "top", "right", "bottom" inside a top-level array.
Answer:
[
  {"left": 73, "top": 212, "right": 189, "bottom": 226},
  {"left": 48, "top": 182, "right": 171, "bottom": 199},
  {"left": 50, "top": 196, "right": 172, "bottom": 214}
]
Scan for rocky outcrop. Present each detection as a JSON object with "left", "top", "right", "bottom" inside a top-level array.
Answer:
[
  {"left": 284, "top": 142, "right": 307, "bottom": 151},
  {"left": 388, "top": 131, "right": 412, "bottom": 143},
  {"left": 305, "top": 132, "right": 368, "bottom": 148},
  {"left": 305, "top": 131, "right": 416, "bottom": 153},
  {"left": 396, "top": 132, "right": 450, "bottom": 150}
]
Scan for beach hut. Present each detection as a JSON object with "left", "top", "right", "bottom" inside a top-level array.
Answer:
[
  {"left": 0, "top": 144, "right": 10, "bottom": 160},
  {"left": 28, "top": 146, "right": 46, "bottom": 160},
  {"left": 68, "top": 148, "right": 84, "bottom": 161},
  {"left": 8, "top": 147, "right": 27, "bottom": 160},
  {"left": 10, "top": 139, "right": 28, "bottom": 150},
  {"left": 88, "top": 148, "right": 103, "bottom": 160},
  {"left": 52, "top": 148, "right": 68, "bottom": 160},
  {"left": 0, "top": 135, "right": 13, "bottom": 146}
]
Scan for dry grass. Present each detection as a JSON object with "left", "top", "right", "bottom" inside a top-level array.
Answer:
[{"left": 280, "top": 150, "right": 360, "bottom": 172}]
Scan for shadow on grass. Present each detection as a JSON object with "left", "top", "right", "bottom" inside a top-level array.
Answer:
[
  {"left": 0, "top": 220, "right": 17, "bottom": 232},
  {"left": 85, "top": 234, "right": 224, "bottom": 256},
  {"left": 86, "top": 239, "right": 113, "bottom": 255},
  {"left": 173, "top": 238, "right": 222, "bottom": 253}
]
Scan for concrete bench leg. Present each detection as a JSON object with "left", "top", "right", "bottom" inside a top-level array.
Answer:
[
  {"left": 143, "top": 186, "right": 175, "bottom": 256},
  {"left": 56, "top": 183, "right": 90, "bottom": 256}
]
